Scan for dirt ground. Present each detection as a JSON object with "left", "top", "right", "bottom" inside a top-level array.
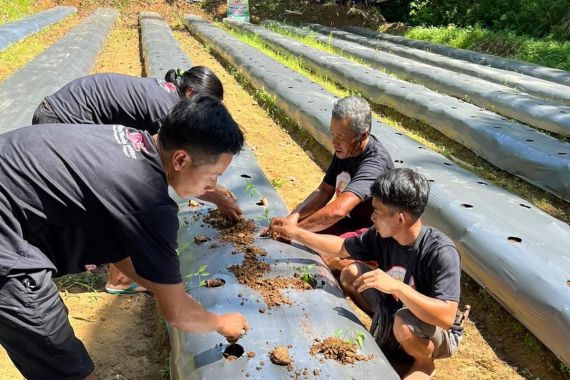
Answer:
[{"left": 0, "top": 1, "right": 567, "bottom": 379}]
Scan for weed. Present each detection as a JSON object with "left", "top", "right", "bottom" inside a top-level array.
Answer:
[
  {"left": 271, "top": 178, "right": 287, "bottom": 188},
  {"left": 334, "top": 328, "right": 366, "bottom": 348},
  {"left": 185, "top": 264, "right": 210, "bottom": 287}
]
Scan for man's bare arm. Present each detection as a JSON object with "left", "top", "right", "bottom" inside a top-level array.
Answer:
[{"left": 296, "top": 192, "right": 362, "bottom": 232}]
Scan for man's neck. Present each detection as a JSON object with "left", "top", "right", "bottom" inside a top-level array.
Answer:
[
  {"left": 394, "top": 219, "right": 423, "bottom": 246},
  {"left": 350, "top": 135, "right": 370, "bottom": 158}
]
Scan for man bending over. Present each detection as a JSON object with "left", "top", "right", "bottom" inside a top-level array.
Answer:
[{"left": 0, "top": 95, "right": 249, "bottom": 379}]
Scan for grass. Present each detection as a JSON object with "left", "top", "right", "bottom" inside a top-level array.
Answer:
[
  {"left": 0, "top": 14, "right": 80, "bottom": 82},
  {"left": 403, "top": 25, "right": 570, "bottom": 71},
  {"left": 0, "top": 0, "right": 35, "bottom": 25},
  {"left": 225, "top": 25, "right": 570, "bottom": 224}
]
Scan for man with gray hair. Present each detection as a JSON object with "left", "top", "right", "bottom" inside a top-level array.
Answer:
[{"left": 266, "top": 96, "right": 393, "bottom": 269}]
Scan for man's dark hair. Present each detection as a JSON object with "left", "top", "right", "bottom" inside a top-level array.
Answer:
[
  {"left": 370, "top": 168, "right": 430, "bottom": 219},
  {"left": 158, "top": 95, "right": 243, "bottom": 164},
  {"left": 165, "top": 66, "right": 224, "bottom": 100}
]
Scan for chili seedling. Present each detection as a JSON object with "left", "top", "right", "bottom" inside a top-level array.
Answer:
[
  {"left": 185, "top": 264, "right": 210, "bottom": 287},
  {"left": 334, "top": 328, "right": 366, "bottom": 348}
]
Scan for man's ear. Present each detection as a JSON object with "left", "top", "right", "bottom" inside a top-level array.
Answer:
[
  {"left": 397, "top": 212, "right": 406, "bottom": 226},
  {"left": 172, "top": 149, "right": 191, "bottom": 171},
  {"left": 185, "top": 89, "right": 194, "bottom": 98}
]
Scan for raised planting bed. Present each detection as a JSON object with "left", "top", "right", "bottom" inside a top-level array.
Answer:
[
  {"left": 139, "top": 12, "right": 192, "bottom": 79},
  {"left": 139, "top": 15, "right": 398, "bottom": 378},
  {"left": 0, "top": 8, "right": 119, "bottom": 134},
  {"left": 184, "top": 15, "right": 570, "bottom": 366},
  {"left": 306, "top": 24, "right": 570, "bottom": 106},
  {"left": 343, "top": 25, "right": 570, "bottom": 88},
  {"left": 224, "top": 19, "right": 570, "bottom": 202},
  {"left": 263, "top": 21, "right": 570, "bottom": 137},
  {"left": 172, "top": 147, "right": 399, "bottom": 379},
  {"left": 0, "top": 6, "right": 76, "bottom": 52}
]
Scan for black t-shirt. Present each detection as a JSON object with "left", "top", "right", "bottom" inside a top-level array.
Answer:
[
  {"left": 0, "top": 124, "right": 181, "bottom": 284},
  {"left": 343, "top": 226, "right": 461, "bottom": 303},
  {"left": 45, "top": 74, "right": 180, "bottom": 134},
  {"left": 323, "top": 135, "right": 393, "bottom": 227}
]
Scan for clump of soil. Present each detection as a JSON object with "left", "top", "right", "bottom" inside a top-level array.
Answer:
[
  {"left": 270, "top": 346, "right": 293, "bottom": 367},
  {"left": 194, "top": 235, "right": 210, "bottom": 244},
  {"left": 204, "top": 209, "right": 257, "bottom": 251},
  {"left": 310, "top": 337, "right": 373, "bottom": 365}
]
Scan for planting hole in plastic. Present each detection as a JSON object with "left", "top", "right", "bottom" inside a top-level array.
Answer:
[
  {"left": 477, "top": 181, "right": 488, "bottom": 186},
  {"left": 526, "top": 139, "right": 534, "bottom": 142},
  {"left": 240, "top": 174, "right": 251, "bottom": 178},
  {"left": 224, "top": 344, "right": 244, "bottom": 359},
  {"left": 558, "top": 152, "right": 567, "bottom": 155},
  {"left": 519, "top": 204, "right": 531, "bottom": 209},
  {"left": 394, "top": 160, "right": 404, "bottom": 164},
  {"left": 507, "top": 236, "right": 522, "bottom": 243},
  {"left": 461, "top": 204, "right": 473, "bottom": 208},
  {"left": 443, "top": 162, "right": 453, "bottom": 166},
  {"left": 205, "top": 278, "right": 225, "bottom": 288}
]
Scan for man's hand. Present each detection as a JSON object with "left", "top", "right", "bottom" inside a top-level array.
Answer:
[
  {"left": 353, "top": 269, "right": 402, "bottom": 295},
  {"left": 260, "top": 216, "right": 286, "bottom": 237},
  {"left": 272, "top": 223, "right": 304, "bottom": 242},
  {"left": 216, "top": 313, "right": 250, "bottom": 341},
  {"left": 214, "top": 189, "right": 242, "bottom": 222}
]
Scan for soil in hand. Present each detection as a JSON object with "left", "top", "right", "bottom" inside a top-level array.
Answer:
[
  {"left": 310, "top": 337, "right": 373, "bottom": 365},
  {"left": 270, "top": 346, "right": 293, "bottom": 367}
]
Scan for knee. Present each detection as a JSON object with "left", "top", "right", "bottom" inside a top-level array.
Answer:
[
  {"left": 393, "top": 310, "right": 415, "bottom": 345},
  {"left": 339, "top": 263, "right": 360, "bottom": 291}
]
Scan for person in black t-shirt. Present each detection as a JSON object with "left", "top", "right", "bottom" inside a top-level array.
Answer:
[
  {"left": 264, "top": 96, "right": 393, "bottom": 268},
  {"left": 0, "top": 95, "right": 249, "bottom": 380},
  {"left": 273, "top": 169, "right": 462, "bottom": 379},
  {"left": 31, "top": 66, "right": 243, "bottom": 294}
]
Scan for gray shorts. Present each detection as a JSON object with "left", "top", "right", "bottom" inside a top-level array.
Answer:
[
  {"left": 355, "top": 263, "right": 460, "bottom": 359},
  {"left": 0, "top": 269, "right": 94, "bottom": 379}
]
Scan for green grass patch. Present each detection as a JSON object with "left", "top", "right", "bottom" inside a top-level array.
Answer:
[
  {"left": 403, "top": 25, "right": 570, "bottom": 71},
  {"left": 0, "top": 14, "right": 79, "bottom": 82},
  {"left": 0, "top": 0, "right": 35, "bottom": 25}
]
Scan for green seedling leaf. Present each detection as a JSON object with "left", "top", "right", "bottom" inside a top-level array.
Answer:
[
  {"left": 199, "top": 280, "right": 207, "bottom": 287},
  {"left": 201, "top": 272, "right": 211, "bottom": 276},
  {"left": 334, "top": 328, "right": 343, "bottom": 337},
  {"left": 198, "top": 264, "right": 208, "bottom": 273}
]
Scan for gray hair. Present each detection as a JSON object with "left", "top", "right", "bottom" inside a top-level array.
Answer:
[{"left": 331, "top": 96, "right": 371, "bottom": 136}]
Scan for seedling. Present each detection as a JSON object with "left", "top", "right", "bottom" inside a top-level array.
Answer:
[
  {"left": 244, "top": 178, "right": 260, "bottom": 198},
  {"left": 186, "top": 264, "right": 210, "bottom": 287},
  {"left": 257, "top": 207, "right": 272, "bottom": 226},
  {"left": 295, "top": 264, "right": 316, "bottom": 285},
  {"left": 176, "top": 241, "right": 191, "bottom": 256},
  {"left": 334, "top": 328, "right": 366, "bottom": 348}
]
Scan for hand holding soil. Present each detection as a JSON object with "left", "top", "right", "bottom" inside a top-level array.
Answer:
[{"left": 216, "top": 312, "right": 250, "bottom": 341}]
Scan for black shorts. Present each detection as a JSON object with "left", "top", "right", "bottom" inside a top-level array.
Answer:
[
  {"left": 0, "top": 269, "right": 94, "bottom": 379},
  {"left": 31, "top": 100, "right": 60, "bottom": 124}
]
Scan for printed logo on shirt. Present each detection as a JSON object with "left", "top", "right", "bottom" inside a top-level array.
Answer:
[
  {"left": 112, "top": 125, "right": 147, "bottom": 160},
  {"left": 157, "top": 79, "right": 177, "bottom": 93},
  {"left": 386, "top": 265, "right": 415, "bottom": 289},
  {"left": 335, "top": 171, "right": 351, "bottom": 197}
]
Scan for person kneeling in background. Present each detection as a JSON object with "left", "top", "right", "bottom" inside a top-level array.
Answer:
[{"left": 274, "top": 168, "right": 463, "bottom": 379}]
